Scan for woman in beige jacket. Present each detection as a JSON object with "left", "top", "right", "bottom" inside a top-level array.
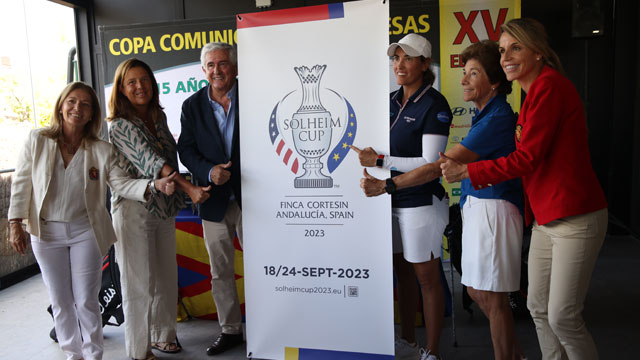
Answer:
[{"left": 8, "top": 82, "right": 175, "bottom": 360}]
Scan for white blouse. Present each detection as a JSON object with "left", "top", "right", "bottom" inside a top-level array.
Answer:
[{"left": 40, "top": 147, "right": 88, "bottom": 222}]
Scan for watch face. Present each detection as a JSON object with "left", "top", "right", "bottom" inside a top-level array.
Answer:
[{"left": 385, "top": 178, "right": 396, "bottom": 194}]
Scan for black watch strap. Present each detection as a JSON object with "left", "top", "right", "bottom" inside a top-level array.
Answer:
[{"left": 384, "top": 178, "right": 396, "bottom": 194}]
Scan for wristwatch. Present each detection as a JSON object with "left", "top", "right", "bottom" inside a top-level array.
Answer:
[
  {"left": 149, "top": 179, "right": 159, "bottom": 194},
  {"left": 376, "top": 154, "right": 384, "bottom": 168},
  {"left": 384, "top": 178, "right": 396, "bottom": 194}
]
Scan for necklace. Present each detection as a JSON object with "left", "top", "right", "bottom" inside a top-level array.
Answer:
[
  {"left": 60, "top": 138, "right": 81, "bottom": 155},
  {"left": 142, "top": 116, "right": 157, "bottom": 137}
]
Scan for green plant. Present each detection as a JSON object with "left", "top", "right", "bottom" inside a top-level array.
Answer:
[{"left": 0, "top": 75, "right": 33, "bottom": 123}]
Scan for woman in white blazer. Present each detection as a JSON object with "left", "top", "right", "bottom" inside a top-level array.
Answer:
[{"left": 8, "top": 82, "right": 175, "bottom": 360}]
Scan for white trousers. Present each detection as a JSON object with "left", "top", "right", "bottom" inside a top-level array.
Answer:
[
  {"left": 201, "top": 200, "right": 243, "bottom": 334},
  {"left": 31, "top": 216, "right": 103, "bottom": 360},
  {"left": 112, "top": 200, "right": 178, "bottom": 359}
]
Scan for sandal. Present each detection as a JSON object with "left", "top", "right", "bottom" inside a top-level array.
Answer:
[{"left": 152, "top": 341, "right": 182, "bottom": 353}]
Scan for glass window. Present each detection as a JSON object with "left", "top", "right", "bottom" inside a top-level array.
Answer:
[{"left": 0, "top": 0, "right": 77, "bottom": 170}]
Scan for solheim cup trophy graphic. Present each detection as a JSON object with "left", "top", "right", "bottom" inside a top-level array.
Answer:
[
  {"left": 268, "top": 64, "right": 357, "bottom": 188},
  {"left": 291, "top": 65, "right": 333, "bottom": 188}
]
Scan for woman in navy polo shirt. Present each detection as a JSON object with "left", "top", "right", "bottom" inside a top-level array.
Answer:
[
  {"left": 358, "top": 39, "right": 527, "bottom": 359},
  {"left": 352, "top": 33, "right": 452, "bottom": 360}
]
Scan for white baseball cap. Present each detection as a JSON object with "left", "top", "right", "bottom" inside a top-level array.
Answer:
[{"left": 387, "top": 33, "right": 432, "bottom": 58}]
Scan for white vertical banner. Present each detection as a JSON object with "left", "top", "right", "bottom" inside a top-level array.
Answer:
[{"left": 237, "top": 1, "right": 393, "bottom": 359}]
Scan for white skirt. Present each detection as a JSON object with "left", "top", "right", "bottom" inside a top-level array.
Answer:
[
  {"left": 392, "top": 195, "right": 449, "bottom": 263},
  {"left": 461, "top": 196, "right": 523, "bottom": 292}
]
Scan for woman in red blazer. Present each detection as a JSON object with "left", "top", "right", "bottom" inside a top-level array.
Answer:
[{"left": 441, "top": 18, "right": 607, "bottom": 360}]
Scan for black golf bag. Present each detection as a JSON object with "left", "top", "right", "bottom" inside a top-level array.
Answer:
[{"left": 47, "top": 245, "right": 124, "bottom": 342}]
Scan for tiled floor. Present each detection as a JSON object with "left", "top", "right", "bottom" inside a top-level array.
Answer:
[{"left": 1, "top": 234, "right": 638, "bottom": 360}]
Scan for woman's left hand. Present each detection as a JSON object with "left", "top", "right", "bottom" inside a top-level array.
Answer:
[
  {"left": 360, "top": 169, "right": 386, "bottom": 197},
  {"left": 154, "top": 172, "right": 177, "bottom": 196},
  {"left": 9, "top": 223, "right": 28, "bottom": 255},
  {"left": 440, "top": 152, "right": 469, "bottom": 182},
  {"left": 349, "top": 145, "right": 378, "bottom": 167}
]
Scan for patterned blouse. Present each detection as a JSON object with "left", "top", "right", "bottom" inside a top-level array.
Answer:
[{"left": 109, "top": 111, "right": 184, "bottom": 219}]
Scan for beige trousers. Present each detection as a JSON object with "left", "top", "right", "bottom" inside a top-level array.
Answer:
[
  {"left": 201, "top": 200, "right": 243, "bottom": 334},
  {"left": 527, "top": 208, "right": 607, "bottom": 360},
  {"left": 113, "top": 200, "right": 178, "bottom": 359}
]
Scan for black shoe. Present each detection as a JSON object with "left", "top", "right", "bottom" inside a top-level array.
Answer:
[
  {"left": 206, "top": 333, "right": 243, "bottom": 356},
  {"left": 49, "top": 327, "right": 58, "bottom": 343}
]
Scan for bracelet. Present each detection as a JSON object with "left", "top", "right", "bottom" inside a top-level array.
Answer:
[{"left": 149, "top": 180, "right": 159, "bottom": 194}]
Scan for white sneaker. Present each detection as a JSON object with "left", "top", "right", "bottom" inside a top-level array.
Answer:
[
  {"left": 419, "top": 348, "right": 439, "bottom": 360},
  {"left": 394, "top": 337, "right": 419, "bottom": 360}
]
